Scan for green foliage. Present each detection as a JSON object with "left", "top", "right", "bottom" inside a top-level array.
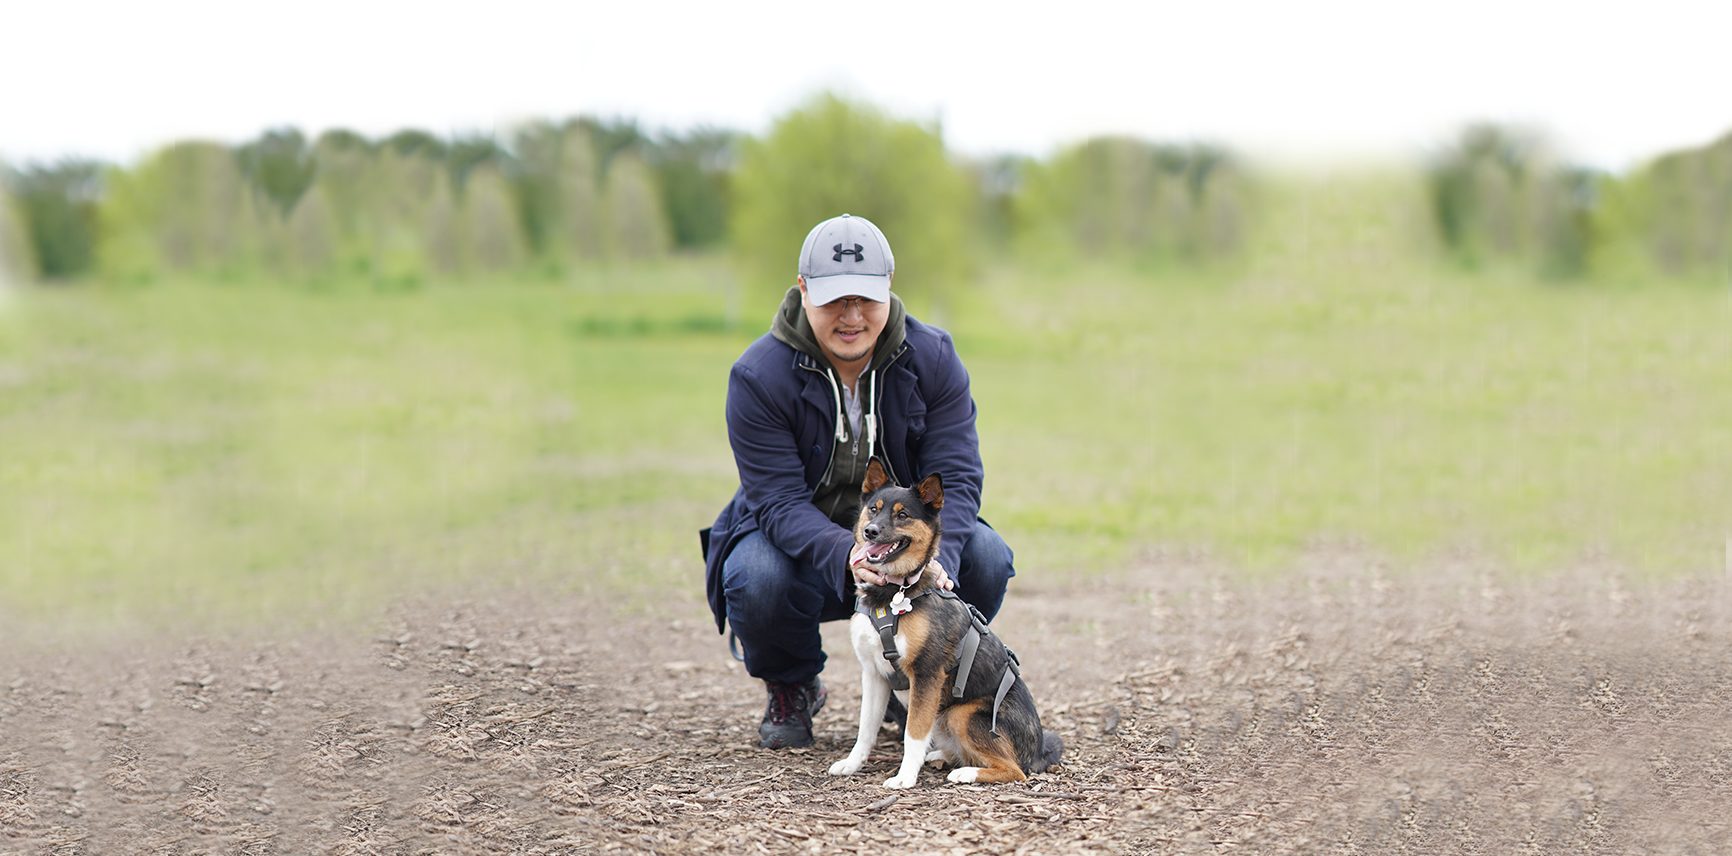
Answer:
[
  {"left": 99, "top": 142, "right": 262, "bottom": 280},
  {"left": 1016, "top": 138, "right": 1246, "bottom": 265},
  {"left": 650, "top": 128, "right": 734, "bottom": 248},
  {"left": 5, "top": 160, "right": 105, "bottom": 280},
  {"left": 1618, "top": 132, "right": 1732, "bottom": 277},
  {"left": 731, "top": 94, "right": 975, "bottom": 305},
  {"left": 0, "top": 178, "right": 39, "bottom": 283},
  {"left": 457, "top": 165, "right": 528, "bottom": 272},
  {"left": 236, "top": 127, "right": 316, "bottom": 217},
  {"left": 1425, "top": 125, "right": 1597, "bottom": 277},
  {"left": 603, "top": 153, "right": 671, "bottom": 259}
]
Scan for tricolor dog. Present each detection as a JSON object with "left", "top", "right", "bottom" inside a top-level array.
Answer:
[{"left": 828, "top": 459, "right": 1063, "bottom": 788}]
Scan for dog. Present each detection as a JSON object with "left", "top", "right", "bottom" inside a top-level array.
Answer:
[{"left": 827, "top": 458, "right": 1063, "bottom": 788}]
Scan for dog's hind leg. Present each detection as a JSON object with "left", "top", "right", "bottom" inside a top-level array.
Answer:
[{"left": 941, "top": 701, "right": 1028, "bottom": 784}]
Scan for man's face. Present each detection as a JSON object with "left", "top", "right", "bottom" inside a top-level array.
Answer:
[{"left": 799, "top": 277, "right": 890, "bottom": 370}]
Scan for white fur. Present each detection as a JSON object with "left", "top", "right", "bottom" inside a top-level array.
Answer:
[
  {"left": 947, "top": 766, "right": 981, "bottom": 783},
  {"left": 828, "top": 610, "right": 959, "bottom": 788}
]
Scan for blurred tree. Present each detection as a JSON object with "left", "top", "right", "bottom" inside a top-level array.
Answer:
[
  {"left": 1426, "top": 125, "right": 1595, "bottom": 276},
  {"left": 559, "top": 130, "right": 606, "bottom": 262},
  {"left": 651, "top": 127, "right": 735, "bottom": 249},
  {"left": 365, "top": 150, "right": 449, "bottom": 287},
  {"left": 0, "top": 177, "right": 37, "bottom": 283},
  {"left": 969, "top": 153, "right": 1032, "bottom": 248},
  {"left": 459, "top": 165, "right": 527, "bottom": 272},
  {"left": 308, "top": 134, "right": 379, "bottom": 276},
  {"left": 282, "top": 183, "right": 339, "bottom": 277},
  {"left": 237, "top": 127, "right": 316, "bottom": 217},
  {"left": 574, "top": 116, "right": 649, "bottom": 178},
  {"left": 6, "top": 160, "right": 105, "bottom": 280},
  {"left": 1015, "top": 137, "right": 1245, "bottom": 265},
  {"left": 603, "top": 152, "right": 672, "bottom": 259},
  {"left": 315, "top": 128, "right": 374, "bottom": 153},
  {"left": 446, "top": 132, "right": 506, "bottom": 193},
  {"left": 100, "top": 142, "right": 257, "bottom": 278},
  {"left": 384, "top": 128, "right": 448, "bottom": 161},
  {"left": 1625, "top": 132, "right": 1732, "bottom": 276},
  {"left": 732, "top": 93, "right": 974, "bottom": 305}
]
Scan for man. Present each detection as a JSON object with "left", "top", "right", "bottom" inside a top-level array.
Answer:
[{"left": 701, "top": 213, "right": 1016, "bottom": 749}]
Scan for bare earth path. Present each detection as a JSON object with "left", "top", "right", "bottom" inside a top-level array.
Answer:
[{"left": 5, "top": 557, "right": 1731, "bottom": 854}]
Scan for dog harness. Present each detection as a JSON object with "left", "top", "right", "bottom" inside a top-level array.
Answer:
[{"left": 858, "top": 588, "right": 1024, "bottom": 734}]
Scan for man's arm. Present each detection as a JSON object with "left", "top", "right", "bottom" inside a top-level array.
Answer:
[
  {"left": 726, "top": 362, "right": 854, "bottom": 597},
  {"left": 915, "top": 332, "right": 984, "bottom": 577}
]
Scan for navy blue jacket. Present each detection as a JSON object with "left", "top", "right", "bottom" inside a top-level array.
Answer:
[{"left": 702, "top": 316, "right": 984, "bottom": 633}]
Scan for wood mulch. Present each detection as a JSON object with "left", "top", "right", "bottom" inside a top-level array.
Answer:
[{"left": 4, "top": 556, "right": 1730, "bottom": 853}]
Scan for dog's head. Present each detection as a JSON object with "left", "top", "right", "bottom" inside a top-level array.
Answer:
[{"left": 853, "top": 458, "right": 944, "bottom": 585}]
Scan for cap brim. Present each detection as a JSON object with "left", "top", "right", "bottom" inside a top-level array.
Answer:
[{"left": 806, "top": 274, "right": 890, "bottom": 305}]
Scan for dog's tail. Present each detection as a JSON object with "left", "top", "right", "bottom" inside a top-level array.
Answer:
[{"left": 1032, "top": 729, "right": 1064, "bottom": 773}]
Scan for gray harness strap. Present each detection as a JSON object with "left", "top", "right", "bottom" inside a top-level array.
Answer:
[
  {"left": 864, "top": 602, "right": 911, "bottom": 691},
  {"left": 858, "top": 589, "right": 1022, "bottom": 730},
  {"left": 990, "top": 652, "right": 1023, "bottom": 735},
  {"left": 952, "top": 626, "right": 981, "bottom": 699}
]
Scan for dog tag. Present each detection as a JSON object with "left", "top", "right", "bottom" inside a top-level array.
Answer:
[{"left": 891, "top": 590, "right": 912, "bottom": 615}]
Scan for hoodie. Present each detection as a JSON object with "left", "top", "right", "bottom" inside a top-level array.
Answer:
[{"left": 768, "top": 286, "right": 908, "bottom": 528}]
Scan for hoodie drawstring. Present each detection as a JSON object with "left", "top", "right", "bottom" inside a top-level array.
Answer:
[
  {"left": 865, "top": 369, "right": 877, "bottom": 458},
  {"left": 825, "top": 367, "right": 879, "bottom": 460},
  {"left": 824, "top": 367, "right": 846, "bottom": 443}
]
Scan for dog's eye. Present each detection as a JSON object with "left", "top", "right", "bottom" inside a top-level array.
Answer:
[{"left": 895, "top": 510, "right": 909, "bottom": 520}]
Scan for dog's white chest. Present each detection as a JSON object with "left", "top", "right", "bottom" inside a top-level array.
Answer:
[{"left": 849, "top": 612, "right": 907, "bottom": 681}]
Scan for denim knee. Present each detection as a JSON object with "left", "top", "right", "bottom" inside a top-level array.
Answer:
[
  {"left": 721, "top": 532, "right": 810, "bottom": 629},
  {"left": 955, "top": 521, "right": 1015, "bottom": 622}
]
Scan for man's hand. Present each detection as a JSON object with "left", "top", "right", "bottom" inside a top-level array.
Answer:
[
  {"left": 849, "top": 543, "right": 888, "bottom": 587},
  {"left": 849, "top": 545, "right": 954, "bottom": 592},
  {"left": 926, "top": 559, "right": 955, "bottom": 592}
]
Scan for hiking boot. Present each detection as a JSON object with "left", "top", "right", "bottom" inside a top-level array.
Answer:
[{"left": 759, "top": 677, "right": 827, "bottom": 749}]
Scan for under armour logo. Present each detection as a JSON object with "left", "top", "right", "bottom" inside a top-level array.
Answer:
[{"left": 833, "top": 243, "right": 865, "bottom": 262}]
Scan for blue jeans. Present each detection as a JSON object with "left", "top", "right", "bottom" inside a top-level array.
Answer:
[{"left": 721, "top": 521, "right": 1016, "bottom": 685}]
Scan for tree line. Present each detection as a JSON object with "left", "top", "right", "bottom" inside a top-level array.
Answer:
[{"left": 2, "top": 95, "right": 1728, "bottom": 293}]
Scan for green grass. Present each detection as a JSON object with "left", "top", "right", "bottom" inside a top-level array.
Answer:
[{"left": 1, "top": 256, "right": 1728, "bottom": 632}]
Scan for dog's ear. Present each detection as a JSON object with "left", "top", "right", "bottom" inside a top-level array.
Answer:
[
  {"left": 915, "top": 472, "right": 944, "bottom": 511},
  {"left": 862, "top": 457, "right": 891, "bottom": 494}
]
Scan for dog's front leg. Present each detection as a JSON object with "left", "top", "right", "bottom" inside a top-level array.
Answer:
[
  {"left": 829, "top": 616, "right": 891, "bottom": 776},
  {"left": 882, "top": 683, "right": 937, "bottom": 789}
]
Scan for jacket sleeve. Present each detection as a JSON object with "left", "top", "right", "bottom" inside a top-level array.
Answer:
[
  {"left": 726, "top": 361, "right": 854, "bottom": 598},
  {"left": 916, "top": 332, "right": 984, "bottom": 578}
]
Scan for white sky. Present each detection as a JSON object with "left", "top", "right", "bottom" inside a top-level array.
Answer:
[{"left": 3, "top": 0, "right": 1729, "bottom": 172}]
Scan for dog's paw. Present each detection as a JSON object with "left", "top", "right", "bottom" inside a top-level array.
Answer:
[
  {"left": 946, "top": 767, "right": 981, "bottom": 784},
  {"left": 881, "top": 772, "right": 919, "bottom": 789},
  {"left": 828, "top": 757, "right": 864, "bottom": 776},
  {"left": 924, "top": 749, "right": 945, "bottom": 767}
]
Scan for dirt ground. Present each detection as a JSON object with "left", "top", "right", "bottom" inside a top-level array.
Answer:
[{"left": 4, "top": 555, "right": 1731, "bottom": 854}]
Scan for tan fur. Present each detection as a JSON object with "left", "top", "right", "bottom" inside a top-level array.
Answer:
[
  {"left": 895, "top": 610, "right": 938, "bottom": 740},
  {"left": 941, "top": 700, "right": 1028, "bottom": 783}
]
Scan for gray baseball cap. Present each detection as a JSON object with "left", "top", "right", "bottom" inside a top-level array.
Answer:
[{"left": 797, "top": 213, "right": 894, "bottom": 305}]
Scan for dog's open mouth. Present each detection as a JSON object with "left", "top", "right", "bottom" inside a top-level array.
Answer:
[{"left": 860, "top": 537, "right": 911, "bottom": 566}]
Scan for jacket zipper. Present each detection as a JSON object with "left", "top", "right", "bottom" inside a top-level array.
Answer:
[
  {"left": 798, "top": 359, "right": 841, "bottom": 500},
  {"left": 873, "top": 344, "right": 910, "bottom": 485}
]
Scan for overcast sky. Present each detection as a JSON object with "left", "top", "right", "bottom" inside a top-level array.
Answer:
[{"left": 4, "top": 0, "right": 1729, "bottom": 172}]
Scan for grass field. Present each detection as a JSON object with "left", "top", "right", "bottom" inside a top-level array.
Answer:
[{"left": 1, "top": 258, "right": 1728, "bottom": 631}]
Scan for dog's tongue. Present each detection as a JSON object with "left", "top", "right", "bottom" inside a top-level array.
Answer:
[{"left": 865, "top": 541, "right": 897, "bottom": 561}]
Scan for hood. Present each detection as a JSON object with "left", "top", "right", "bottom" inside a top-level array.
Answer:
[{"left": 769, "top": 285, "right": 908, "bottom": 372}]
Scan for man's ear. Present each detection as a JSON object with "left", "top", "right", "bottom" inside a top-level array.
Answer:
[
  {"left": 915, "top": 473, "right": 944, "bottom": 510},
  {"left": 862, "top": 458, "right": 890, "bottom": 494}
]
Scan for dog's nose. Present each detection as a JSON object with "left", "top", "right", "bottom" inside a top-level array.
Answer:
[{"left": 863, "top": 524, "right": 880, "bottom": 540}]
